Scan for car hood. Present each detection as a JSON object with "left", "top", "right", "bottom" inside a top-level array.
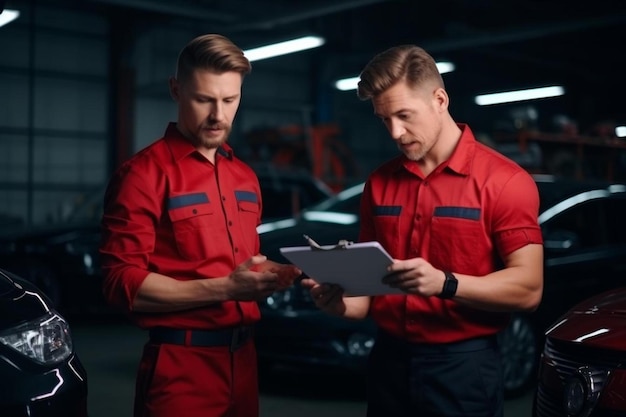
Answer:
[
  {"left": 545, "top": 287, "right": 626, "bottom": 351},
  {"left": 0, "top": 269, "right": 53, "bottom": 330}
]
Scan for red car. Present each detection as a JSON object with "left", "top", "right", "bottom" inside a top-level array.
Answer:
[{"left": 533, "top": 287, "right": 626, "bottom": 416}]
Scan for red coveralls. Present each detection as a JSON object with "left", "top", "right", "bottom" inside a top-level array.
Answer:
[{"left": 100, "top": 123, "right": 263, "bottom": 417}]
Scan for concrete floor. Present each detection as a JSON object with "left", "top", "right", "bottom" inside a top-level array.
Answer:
[{"left": 71, "top": 319, "right": 534, "bottom": 417}]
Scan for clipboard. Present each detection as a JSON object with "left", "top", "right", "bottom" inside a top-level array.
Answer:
[{"left": 279, "top": 238, "right": 403, "bottom": 296}]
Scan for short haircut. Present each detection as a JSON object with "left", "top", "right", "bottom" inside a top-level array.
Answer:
[
  {"left": 357, "top": 45, "right": 444, "bottom": 100},
  {"left": 175, "top": 34, "right": 252, "bottom": 82}
]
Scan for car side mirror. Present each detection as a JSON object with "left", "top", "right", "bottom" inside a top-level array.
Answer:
[{"left": 543, "top": 229, "right": 581, "bottom": 252}]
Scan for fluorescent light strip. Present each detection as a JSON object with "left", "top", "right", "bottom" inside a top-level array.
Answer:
[
  {"left": 0, "top": 9, "right": 20, "bottom": 27},
  {"left": 334, "top": 62, "right": 456, "bottom": 91},
  {"left": 475, "top": 86, "right": 565, "bottom": 106},
  {"left": 244, "top": 36, "right": 325, "bottom": 62},
  {"left": 616, "top": 126, "right": 626, "bottom": 138}
]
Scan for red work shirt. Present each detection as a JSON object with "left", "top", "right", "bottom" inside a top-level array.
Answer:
[
  {"left": 100, "top": 123, "right": 262, "bottom": 330},
  {"left": 360, "top": 124, "right": 543, "bottom": 344}
]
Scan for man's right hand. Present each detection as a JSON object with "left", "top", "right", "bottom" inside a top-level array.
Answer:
[
  {"left": 300, "top": 279, "right": 347, "bottom": 316},
  {"left": 227, "top": 255, "right": 283, "bottom": 301}
]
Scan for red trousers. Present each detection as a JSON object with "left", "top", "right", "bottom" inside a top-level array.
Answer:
[{"left": 134, "top": 339, "right": 258, "bottom": 417}]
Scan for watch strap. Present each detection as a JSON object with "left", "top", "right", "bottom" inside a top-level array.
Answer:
[{"left": 438, "top": 271, "right": 458, "bottom": 299}]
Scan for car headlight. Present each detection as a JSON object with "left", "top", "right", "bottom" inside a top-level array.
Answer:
[
  {"left": 562, "top": 366, "right": 609, "bottom": 417},
  {"left": 0, "top": 312, "right": 73, "bottom": 365},
  {"left": 563, "top": 376, "right": 586, "bottom": 416}
]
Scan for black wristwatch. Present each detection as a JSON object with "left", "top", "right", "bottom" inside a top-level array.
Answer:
[{"left": 438, "top": 271, "right": 458, "bottom": 299}]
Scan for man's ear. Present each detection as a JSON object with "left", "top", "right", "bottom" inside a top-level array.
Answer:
[
  {"left": 169, "top": 77, "right": 179, "bottom": 102},
  {"left": 433, "top": 87, "right": 449, "bottom": 111}
]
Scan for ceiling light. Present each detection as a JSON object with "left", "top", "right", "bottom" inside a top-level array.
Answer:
[
  {"left": 334, "top": 61, "right": 455, "bottom": 91},
  {"left": 243, "top": 35, "right": 325, "bottom": 62},
  {"left": 616, "top": 126, "right": 626, "bottom": 138},
  {"left": 334, "top": 77, "right": 361, "bottom": 91},
  {"left": 475, "top": 86, "right": 565, "bottom": 106},
  {"left": 0, "top": 9, "right": 20, "bottom": 27}
]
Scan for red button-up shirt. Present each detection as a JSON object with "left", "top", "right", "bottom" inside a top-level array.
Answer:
[
  {"left": 100, "top": 123, "right": 262, "bottom": 329},
  {"left": 360, "top": 124, "right": 543, "bottom": 344}
]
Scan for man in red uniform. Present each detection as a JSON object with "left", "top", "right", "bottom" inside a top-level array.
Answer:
[
  {"left": 100, "top": 34, "right": 300, "bottom": 417},
  {"left": 303, "top": 45, "right": 544, "bottom": 416}
]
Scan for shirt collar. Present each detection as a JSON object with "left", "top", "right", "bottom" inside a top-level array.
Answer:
[
  {"left": 391, "top": 122, "right": 476, "bottom": 176},
  {"left": 164, "top": 122, "right": 234, "bottom": 162},
  {"left": 445, "top": 123, "right": 476, "bottom": 176}
]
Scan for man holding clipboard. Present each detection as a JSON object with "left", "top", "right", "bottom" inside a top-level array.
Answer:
[{"left": 301, "top": 45, "right": 543, "bottom": 417}]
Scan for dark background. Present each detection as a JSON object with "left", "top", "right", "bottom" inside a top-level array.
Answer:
[
  {"left": 1, "top": 0, "right": 626, "bottom": 226},
  {"left": 1, "top": 1, "right": 625, "bottom": 415}
]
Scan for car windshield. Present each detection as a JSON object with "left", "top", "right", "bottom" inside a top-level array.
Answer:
[{"left": 534, "top": 175, "right": 626, "bottom": 214}]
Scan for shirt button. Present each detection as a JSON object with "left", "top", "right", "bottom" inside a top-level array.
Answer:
[
  {"left": 423, "top": 181, "right": 429, "bottom": 187},
  {"left": 228, "top": 221, "right": 233, "bottom": 226},
  {"left": 192, "top": 209, "right": 197, "bottom": 214},
  {"left": 234, "top": 247, "right": 239, "bottom": 253},
  {"left": 222, "top": 196, "right": 226, "bottom": 201}
]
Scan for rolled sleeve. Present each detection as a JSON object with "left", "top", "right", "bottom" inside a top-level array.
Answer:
[
  {"left": 496, "top": 227, "right": 543, "bottom": 258},
  {"left": 493, "top": 171, "right": 543, "bottom": 259},
  {"left": 100, "top": 166, "right": 161, "bottom": 312}
]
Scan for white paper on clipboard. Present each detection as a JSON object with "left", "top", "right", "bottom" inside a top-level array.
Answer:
[{"left": 279, "top": 241, "right": 403, "bottom": 296}]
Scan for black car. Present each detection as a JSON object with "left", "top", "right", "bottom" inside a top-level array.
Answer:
[
  {"left": 0, "top": 168, "right": 333, "bottom": 316},
  {"left": 0, "top": 267, "right": 88, "bottom": 417},
  {"left": 255, "top": 175, "right": 626, "bottom": 398}
]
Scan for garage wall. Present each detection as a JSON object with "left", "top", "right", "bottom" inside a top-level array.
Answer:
[
  {"left": 0, "top": 3, "right": 397, "bottom": 227},
  {"left": 0, "top": 5, "right": 109, "bottom": 225},
  {"left": 0, "top": 5, "right": 323, "bottom": 226}
]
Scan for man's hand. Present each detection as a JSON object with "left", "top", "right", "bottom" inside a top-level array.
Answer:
[
  {"left": 253, "top": 258, "right": 302, "bottom": 291},
  {"left": 382, "top": 257, "right": 445, "bottom": 297},
  {"left": 227, "top": 255, "right": 283, "bottom": 301},
  {"left": 301, "top": 279, "right": 347, "bottom": 316}
]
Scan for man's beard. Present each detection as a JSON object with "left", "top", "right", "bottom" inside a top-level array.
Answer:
[
  {"left": 197, "top": 124, "right": 231, "bottom": 149},
  {"left": 397, "top": 138, "right": 429, "bottom": 162}
]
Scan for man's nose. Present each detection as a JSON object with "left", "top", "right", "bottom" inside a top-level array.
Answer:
[
  {"left": 210, "top": 103, "right": 225, "bottom": 122},
  {"left": 388, "top": 120, "right": 404, "bottom": 139}
]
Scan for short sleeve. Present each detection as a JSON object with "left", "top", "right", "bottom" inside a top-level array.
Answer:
[{"left": 492, "top": 171, "right": 543, "bottom": 258}]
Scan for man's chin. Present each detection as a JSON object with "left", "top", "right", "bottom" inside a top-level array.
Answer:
[{"left": 200, "top": 133, "right": 229, "bottom": 149}]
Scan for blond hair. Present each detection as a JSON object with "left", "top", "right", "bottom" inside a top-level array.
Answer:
[
  {"left": 175, "top": 34, "right": 251, "bottom": 82},
  {"left": 357, "top": 45, "right": 444, "bottom": 100}
]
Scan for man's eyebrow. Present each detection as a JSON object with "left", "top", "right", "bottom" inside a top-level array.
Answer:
[
  {"left": 374, "top": 108, "right": 411, "bottom": 118},
  {"left": 195, "top": 93, "right": 240, "bottom": 100}
]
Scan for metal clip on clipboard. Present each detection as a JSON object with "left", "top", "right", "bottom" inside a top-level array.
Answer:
[{"left": 303, "top": 234, "right": 353, "bottom": 251}]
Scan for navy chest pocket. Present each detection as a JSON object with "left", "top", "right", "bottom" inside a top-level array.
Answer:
[
  {"left": 235, "top": 190, "right": 259, "bottom": 214},
  {"left": 429, "top": 206, "right": 486, "bottom": 274},
  {"left": 372, "top": 205, "right": 401, "bottom": 254},
  {"left": 235, "top": 190, "right": 260, "bottom": 255},
  {"left": 433, "top": 206, "right": 480, "bottom": 220},
  {"left": 168, "top": 192, "right": 216, "bottom": 261}
]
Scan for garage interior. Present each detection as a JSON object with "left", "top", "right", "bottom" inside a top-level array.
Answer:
[
  {"left": 2, "top": 1, "right": 626, "bottom": 416},
  {"left": 1, "top": 0, "right": 626, "bottom": 226}
]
